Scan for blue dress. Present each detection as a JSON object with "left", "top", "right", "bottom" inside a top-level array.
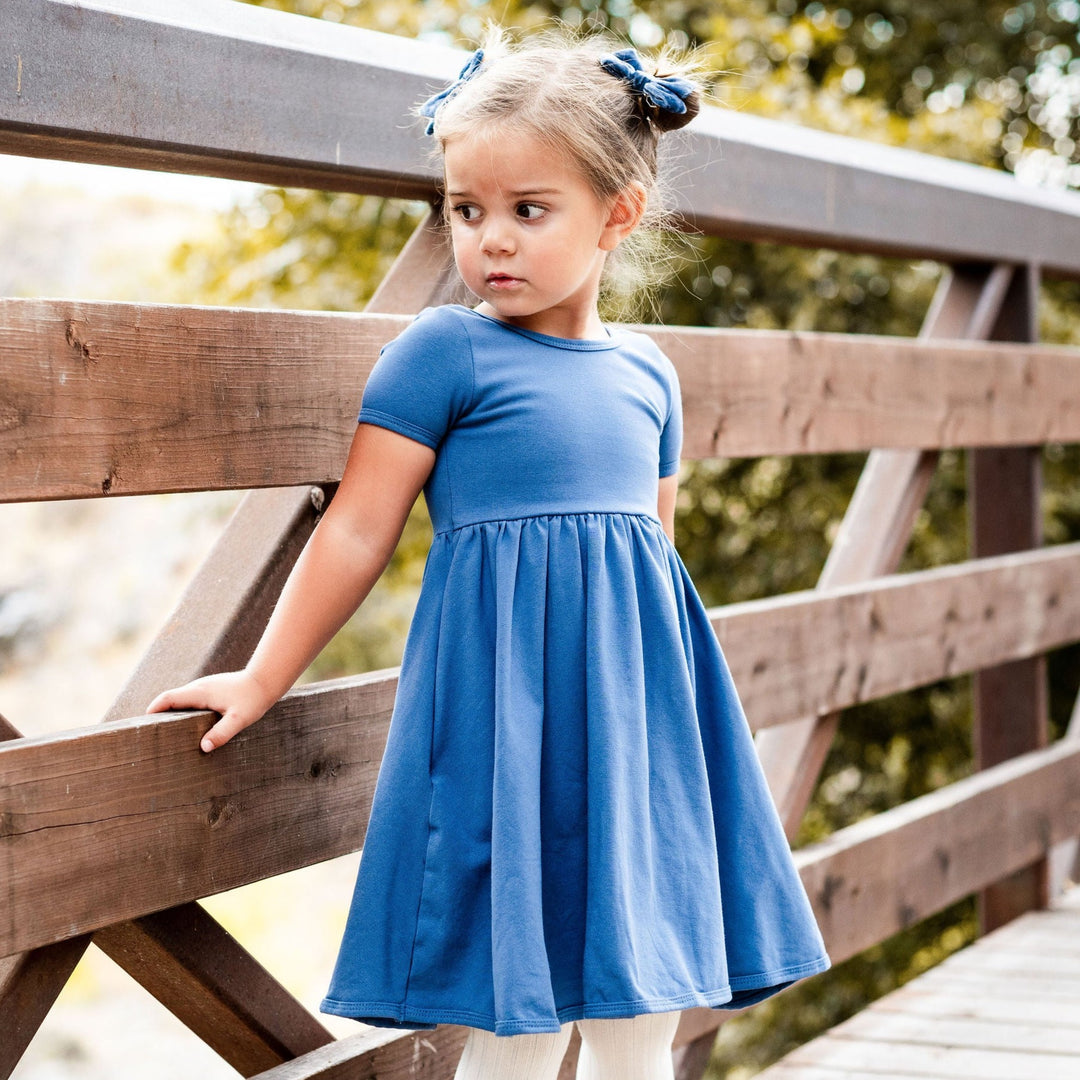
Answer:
[{"left": 320, "top": 305, "right": 830, "bottom": 1036}]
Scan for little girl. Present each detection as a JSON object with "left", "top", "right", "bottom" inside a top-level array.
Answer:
[{"left": 149, "top": 28, "right": 830, "bottom": 1080}]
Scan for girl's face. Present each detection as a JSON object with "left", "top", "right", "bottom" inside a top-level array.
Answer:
[{"left": 443, "top": 128, "right": 637, "bottom": 340}]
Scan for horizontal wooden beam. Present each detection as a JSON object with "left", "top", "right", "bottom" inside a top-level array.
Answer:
[
  {"left": 3, "top": 544, "right": 1080, "bottom": 956},
  {"left": 0, "top": 674, "right": 397, "bottom": 958},
  {"left": 3, "top": 1, "right": 1080, "bottom": 273},
  {"left": 4, "top": 298, "right": 1080, "bottom": 502},
  {"left": 248, "top": 1027, "right": 468, "bottom": 1080},
  {"left": 0, "top": 300, "right": 398, "bottom": 501},
  {"left": 796, "top": 736, "right": 1080, "bottom": 966},
  {"left": 722, "top": 542, "right": 1080, "bottom": 731},
  {"left": 654, "top": 323, "right": 1080, "bottom": 461}
]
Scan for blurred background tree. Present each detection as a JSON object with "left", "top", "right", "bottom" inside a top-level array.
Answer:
[{"left": 169, "top": 2, "right": 1080, "bottom": 1075}]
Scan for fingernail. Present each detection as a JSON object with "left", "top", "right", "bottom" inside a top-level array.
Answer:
[{"left": 200, "top": 739, "right": 213, "bottom": 753}]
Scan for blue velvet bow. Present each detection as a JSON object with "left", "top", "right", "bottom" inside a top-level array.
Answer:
[
  {"left": 420, "top": 49, "right": 485, "bottom": 135},
  {"left": 599, "top": 48, "right": 695, "bottom": 116}
]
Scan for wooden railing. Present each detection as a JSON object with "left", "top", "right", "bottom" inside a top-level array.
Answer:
[{"left": 3, "top": 2, "right": 1080, "bottom": 1078}]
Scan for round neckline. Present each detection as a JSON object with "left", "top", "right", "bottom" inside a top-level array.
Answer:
[{"left": 457, "top": 306, "right": 621, "bottom": 351}]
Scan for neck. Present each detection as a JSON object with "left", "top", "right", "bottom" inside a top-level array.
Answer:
[{"left": 475, "top": 303, "right": 607, "bottom": 341}]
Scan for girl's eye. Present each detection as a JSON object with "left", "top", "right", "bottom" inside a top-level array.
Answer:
[
  {"left": 516, "top": 203, "right": 546, "bottom": 221},
  {"left": 452, "top": 204, "right": 480, "bottom": 222}
]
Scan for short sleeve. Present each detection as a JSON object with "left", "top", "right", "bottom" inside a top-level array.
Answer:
[
  {"left": 658, "top": 352, "right": 683, "bottom": 478},
  {"left": 358, "top": 307, "right": 476, "bottom": 450}
]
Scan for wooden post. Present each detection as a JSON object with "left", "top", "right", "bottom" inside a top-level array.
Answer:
[
  {"left": 756, "top": 263, "right": 1016, "bottom": 837},
  {"left": 969, "top": 262, "right": 1049, "bottom": 931}
]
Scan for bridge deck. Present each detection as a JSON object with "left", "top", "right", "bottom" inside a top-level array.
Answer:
[{"left": 755, "top": 885, "right": 1080, "bottom": 1080}]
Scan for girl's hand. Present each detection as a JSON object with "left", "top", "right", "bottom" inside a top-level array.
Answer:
[{"left": 146, "top": 670, "right": 277, "bottom": 754}]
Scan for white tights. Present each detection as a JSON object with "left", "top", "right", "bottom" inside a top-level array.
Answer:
[{"left": 453, "top": 1011, "right": 681, "bottom": 1080}]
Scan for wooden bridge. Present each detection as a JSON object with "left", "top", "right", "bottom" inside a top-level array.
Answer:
[{"left": 4, "top": 2, "right": 1080, "bottom": 1078}]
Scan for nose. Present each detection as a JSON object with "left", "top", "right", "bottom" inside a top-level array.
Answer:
[{"left": 479, "top": 215, "right": 515, "bottom": 256}]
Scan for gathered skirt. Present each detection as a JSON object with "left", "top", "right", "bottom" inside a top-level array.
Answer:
[{"left": 320, "top": 511, "right": 830, "bottom": 1035}]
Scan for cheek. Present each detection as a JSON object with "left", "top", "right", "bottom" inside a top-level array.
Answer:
[{"left": 448, "top": 226, "right": 472, "bottom": 262}]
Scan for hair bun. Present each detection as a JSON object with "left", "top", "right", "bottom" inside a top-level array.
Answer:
[
  {"left": 599, "top": 48, "right": 701, "bottom": 135},
  {"left": 649, "top": 86, "right": 700, "bottom": 132}
]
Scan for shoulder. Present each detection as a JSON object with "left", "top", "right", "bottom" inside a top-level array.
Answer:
[
  {"left": 384, "top": 304, "right": 475, "bottom": 355},
  {"left": 610, "top": 327, "right": 680, "bottom": 391}
]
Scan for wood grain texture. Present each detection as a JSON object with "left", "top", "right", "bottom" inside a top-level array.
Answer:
[
  {"left": 7, "top": 3, "right": 1080, "bottom": 273},
  {"left": 0, "top": 934, "right": 91, "bottom": 1080},
  {"left": 757, "top": 889, "right": 1080, "bottom": 1080},
  {"left": 795, "top": 740, "right": 1080, "bottom": 967},
  {"left": 4, "top": 648, "right": 1080, "bottom": 963},
  {"left": 971, "top": 261, "right": 1049, "bottom": 933},
  {"left": 0, "top": 714, "right": 94, "bottom": 1080},
  {"left": 4, "top": 544, "right": 1080, "bottom": 957},
  {"left": 94, "top": 906, "right": 333, "bottom": 1075},
  {"left": 0, "top": 299, "right": 401, "bottom": 501},
  {"left": 0, "top": 209, "right": 465, "bottom": 1075},
  {"left": 4, "top": 299, "right": 1080, "bottom": 502},
  {"left": 0, "top": 673, "right": 395, "bottom": 958},
  {"left": 106, "top": 485, "right": 329, "bottom": 720},
  {"left": 717, "top": 542, "right": 1080, "bottom": 732},
  {"left": 246, "top": 1026, "right": 469, "bottom": 1080}
]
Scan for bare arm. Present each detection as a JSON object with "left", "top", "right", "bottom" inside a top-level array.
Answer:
[
  {"left": 657, "top": 472, "right": 678, "bottom": 543},
  {"left": 147, "top": 422, "right": 435, "bottom": 751}
]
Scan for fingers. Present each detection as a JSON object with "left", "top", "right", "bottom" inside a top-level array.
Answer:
[
  {"left": 199, "top": 710, "right": 253, "bottom": 754},
  {"left": 146, "top": 681, "right": 205, "bottom": 714},
  {"left": 145, "top": 673, "right": 268, "bottom": 754}
]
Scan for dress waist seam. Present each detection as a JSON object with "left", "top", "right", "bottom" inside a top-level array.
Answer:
[{"left": 435, "top": 510, "right": 663, "bottom": 537}]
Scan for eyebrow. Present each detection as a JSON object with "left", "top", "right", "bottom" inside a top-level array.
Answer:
[{"left": 446, "top": 187, "right": 561, "bottom": 199}]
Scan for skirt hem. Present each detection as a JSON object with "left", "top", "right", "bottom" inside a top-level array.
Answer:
[{"left": 319, "top": 953, "right": 831, "bottom": 1036}]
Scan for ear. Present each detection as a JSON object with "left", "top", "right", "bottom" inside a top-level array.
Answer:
[{"left": 599, "top": 182, "right": 648, "bottom": 251}]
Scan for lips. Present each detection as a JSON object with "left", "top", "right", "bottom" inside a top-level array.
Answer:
[{"left": 486, "top": 273, "right": 523, "bottom": 289}]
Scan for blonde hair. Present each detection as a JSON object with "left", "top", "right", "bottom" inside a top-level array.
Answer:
[{"left": 421, "top": 27, "right": 703, "bottom": 320}]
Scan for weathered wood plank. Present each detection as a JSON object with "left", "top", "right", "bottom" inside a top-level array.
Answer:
[
  {"left": 0, "top": 300, "right": 399, "bottom": 501},
  {"left": 931, "top": 946, "right": 1080, "bottom": 980},
  {"left": 94, "top": 906, "right": 333, "bottom": 1076},
  {"left": 363, "top": 209, "right": 468, "bottom": 314},
  {"left": 868, "top": 985, "right": 1080, "bottom": 1027},
  {"left": 247, "top": 1026, "right": 468, "bottom": 1080},
  {"left": 0, "top": 715, "right": 95, "bottom": 1079},
  {"left": 5, "top": 544, "right": 1080, "bottom": 957},
  {"left": 969, "top": 261, "right": 1049, "bottom": 931},
  {"left": 4, "top": 298, "right": 1080, "bottom": 502},
  {"left": 720, "top": 542, "right": 1080, "bottom": 733},
  {"left": 780, "top": 1035, "right": 1080, "bottom": 1079},
  {"left": 0, "top": 676, "right": 395, "bottom": 958},
  {"left": 107, "top": 485, "right": 330, "bottom": 720},
  {"left": 0, "top": 934, "right": 91, "bottom": 1080},
  {"left": 673, "top": 1030, "right": 718, "bottom": 1080},
  {"left": 0, "top": 210, "right": 464, "bottom": 1075},
  {"left": 2, "top": 654, "right": 339, "bottom": 1075},
  {"left": 831, "top": 1011, "right": 1080, "bottom": 1055},
  {"left": 758, "top": 889, "right": 1080, "bottom": 1077},
  {"left": 795, "top": 740, "right": 1080, "bottom": 967},
  {"left": 4, "top": 679, "right": 1080, "bottom": 970},
  {"left": 760, "top": 1067, "right": 932, "bottom": 1079},
  {"left": 894, "top": 970, "right": 1080, "bottom": 1001},
  {"left": 6, "top": 2, "right": 1080, "bottom": 274},
  {"left": 754, "top": 448, "right": 937, "bottom": 833}
]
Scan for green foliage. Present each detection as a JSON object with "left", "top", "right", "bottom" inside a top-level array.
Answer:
[
  {"left": 169, "top": 188, "right": 424, "bottom": 310},
  {"left": 179, "top": 2, "right": 1080, "bottom": 1076}
]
